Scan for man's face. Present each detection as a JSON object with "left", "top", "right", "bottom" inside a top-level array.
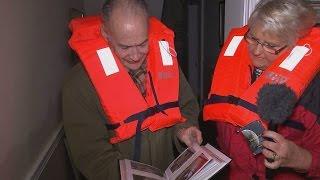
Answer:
[
  {"left": 247, "top": 26, "right": 287, "bottom": 70},
  {"left": 102, "top": 10, "right": 149, "bottom": 71}
]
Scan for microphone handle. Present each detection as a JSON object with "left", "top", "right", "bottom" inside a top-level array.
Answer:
[
  {"left": 266, "top": 168, "right": 275, "bottom": 179},
  {"left": 269, "top": 122, "right": 278, "bottom": 132},
  {"left": 265, "top": 122, "right": 277, "bottom": 150}
]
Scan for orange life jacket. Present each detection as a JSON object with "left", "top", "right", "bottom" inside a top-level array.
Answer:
[
  {"left": 69, "top": 16, "right": 185, "bottom": 144},
  {"left": 203, "top": 26, "right": 320, "bottom": 127}
]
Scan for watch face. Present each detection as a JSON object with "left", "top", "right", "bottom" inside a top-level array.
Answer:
[{"left": 240, "top": 120, "right": 265, "bottom": 155}]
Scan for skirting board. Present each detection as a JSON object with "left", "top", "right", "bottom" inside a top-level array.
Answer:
[{"left": 26, "top": 124, "right": 64, "bottom": 180}]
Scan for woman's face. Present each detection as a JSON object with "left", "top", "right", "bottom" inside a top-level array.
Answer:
[{"left": 246, "top": 26, "right": 288, "bottom": 70}]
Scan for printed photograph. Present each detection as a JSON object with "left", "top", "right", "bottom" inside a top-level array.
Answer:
[
  {"left": 132, "top": 174, "right": 159, "bottom": 180},
  {"left": 175, "top": 154, "right": 208, "bottom": 180},
  {"left": 131, "top": 161, "right": 164, "bottom": 177},
  {"left": 170, "top": 148, "right": 195, "bottom": 172}
]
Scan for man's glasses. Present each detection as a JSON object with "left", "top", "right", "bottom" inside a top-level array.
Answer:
[{"left": 244, "top": 31, "right": 287, "bottom": 55}]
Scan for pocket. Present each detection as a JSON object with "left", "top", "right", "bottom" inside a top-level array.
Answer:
[
  {"left": 229, "top": 131, "right": 253, "bottom": 167},
  {"left": 216, "top": 122, "right": 234, "bottom": 154}
]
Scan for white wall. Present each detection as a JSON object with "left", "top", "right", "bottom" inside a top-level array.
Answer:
[
  {"left": 84, "top": 0, "right": 105, "bottom": 15},
  {"left": 0, "top": 0, "right": 80, "bottom": 179},
  {"left": 145, "top": 0, "right": 164, "bottom": 19},
  {"left": 224, "top": 0, "right": 260, "bottom": 38}
]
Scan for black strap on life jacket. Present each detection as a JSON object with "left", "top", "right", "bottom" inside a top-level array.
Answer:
[
  {"left": 132, "top": 72, "right": 176, "bottom": 161},
  {"left": 104, "top": 101, "right": 179, "bottom": 130},
  {"left": 283, "top": 119, "right": 305, "bottom": 131},
  {"left": 204, "top": 94, "right": 258, "bottom": 113},
  {"left": 100, "top": 72, "right": 179, "bottom": 161},
  {"left": 204, "top": 94, "right": 306, "bottom": 131}
]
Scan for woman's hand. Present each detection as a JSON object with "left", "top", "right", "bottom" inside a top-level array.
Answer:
[
  {"left": 177, "top": 126, "right": 203, "bottom": 147},
  {"left": 262, "top": 130, "right": 312, "bottom": 171}
]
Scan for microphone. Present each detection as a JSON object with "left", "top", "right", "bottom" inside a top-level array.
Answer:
[
  {"left": 257, "top": 83, "right": 297, "bottom": 131},
  {"left": 256, "top": 83, "right": 297, "bottom": 179}
]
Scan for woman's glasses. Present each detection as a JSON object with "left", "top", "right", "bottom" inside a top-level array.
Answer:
[{"left": 244, "top": 31, "right": 287, "bottom": 55}]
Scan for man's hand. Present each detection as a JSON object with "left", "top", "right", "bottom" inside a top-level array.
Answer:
[
  {"left": 262, "top": 130, "right": 312, "bottom": 171},
  {"left": 177, "top": 126, "right": 203, "bottom": 147}
]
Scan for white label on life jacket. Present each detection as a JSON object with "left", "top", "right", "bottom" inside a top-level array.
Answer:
[
  {"left": 224, "top": 36, "right": 244, "bottom": 56},
  {"left": 96, "top": 47, "right": 119, "bottom": 76},
  {"left": 279, "top": 46, "right": 309, "bottom": 71},
  {"left": 159, "top": 40, "right": 173, "bottom": 66}
]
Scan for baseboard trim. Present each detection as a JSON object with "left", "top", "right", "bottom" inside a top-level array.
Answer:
[{"left": 26, "top": 124, "right": 64, "bottom": 180}]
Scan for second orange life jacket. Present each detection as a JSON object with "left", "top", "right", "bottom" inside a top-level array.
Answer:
[{"left": 203, "top": 26, "right": 320, "bottom": 127}]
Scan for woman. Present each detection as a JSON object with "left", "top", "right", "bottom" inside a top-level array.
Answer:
[{"left": 203, "top": 0, "right": 320, "bottom": 179}]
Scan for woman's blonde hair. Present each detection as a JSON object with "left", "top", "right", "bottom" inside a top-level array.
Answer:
[{"left": 248, "top": 0, "right": 316, "bottom": 46}]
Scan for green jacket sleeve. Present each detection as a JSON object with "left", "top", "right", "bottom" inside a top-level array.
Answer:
[
  {"left": 178, "top": 68, "right": 200, "bottom": 127},
  {"left": 63, "top": 64, "right": 123, "bottom": 179},
  {"left": 173, "top": 68, "right": 200, "bottom": 152}
]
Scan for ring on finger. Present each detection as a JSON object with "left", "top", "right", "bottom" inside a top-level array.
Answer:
[{"left": 272, "top": 152, "right": 278, "bottom": 161}]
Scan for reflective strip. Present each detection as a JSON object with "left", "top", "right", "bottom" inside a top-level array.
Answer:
[
  {"left": 224, "top": 36, "right": 244, "bottom": 56},
  {"left": 96, "top": 47, "right": 119, "bottom": 76},
  {"left": 159, "top": 41, "right": 173, "bottom": 66},
  {"left": 279, "top": 46, "right": 309, "bottom": 71}
]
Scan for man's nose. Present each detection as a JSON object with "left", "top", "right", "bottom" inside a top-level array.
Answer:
[{"left": 129, "top": 47, "right": 140, "bottom": 60}]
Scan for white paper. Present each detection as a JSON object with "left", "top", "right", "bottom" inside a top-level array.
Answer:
[{"left": 119, "top": 144, "right": 231, "bottom": 180}]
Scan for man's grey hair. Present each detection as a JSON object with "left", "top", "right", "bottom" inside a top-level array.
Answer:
[
  {"left": 102, "top": 0, "right": 149, "bottom": 22},
  {"left": 248, "top": 0, "right": 316, "bottom": 46}
]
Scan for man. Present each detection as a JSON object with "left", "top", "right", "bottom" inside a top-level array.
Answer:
[{"left": 63, "top": 0, "right": 202, "bottom": 179}]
